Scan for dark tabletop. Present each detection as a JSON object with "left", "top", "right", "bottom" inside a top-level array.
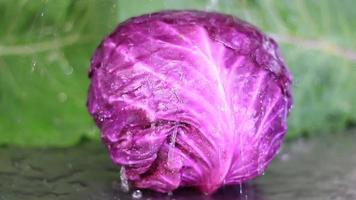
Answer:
[{"left": 1, "top": 130, "right": 356, "bottom": 200}]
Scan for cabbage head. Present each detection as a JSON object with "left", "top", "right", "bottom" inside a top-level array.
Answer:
[{"left": 87, "top": 10, "right": 292, "bottom": 194}]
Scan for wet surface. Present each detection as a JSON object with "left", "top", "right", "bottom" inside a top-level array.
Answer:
[{"left": 1, "top": 130, "right": 356, "bottom": 200}]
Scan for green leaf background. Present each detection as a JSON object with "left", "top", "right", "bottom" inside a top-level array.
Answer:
[{"left": 0, "top": 0, "right": 355, "bottom": 146}]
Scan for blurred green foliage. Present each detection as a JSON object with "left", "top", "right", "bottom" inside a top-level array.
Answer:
[{"left": 0, "top": 0, "right": 355, "bottom": 146}]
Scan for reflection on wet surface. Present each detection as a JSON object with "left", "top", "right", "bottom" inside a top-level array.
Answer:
[{"left": 1, "top": 130, "right": 356, "bottom": 200}]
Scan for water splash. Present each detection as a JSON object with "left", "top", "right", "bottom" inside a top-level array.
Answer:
[
  {"left": 239, "top": 183, "right": 243, "bottom": 195},
  {"left": 31, "top": 60, "right": 37, "bottom": 72},
  {"left": 58, "top": 92, "right": 67, "bottom": 103},
  {"left": 63, "top": 65, "right": 73, "bottom": 76},
  {"left": 132, "top": 190, "right": 142, "bottom": 199},
  {"left": 120, "top": 167, "right": 130, "bottom": 192},
  {"left": 206, "top": 0, "right": 219, "bottom": 10}
]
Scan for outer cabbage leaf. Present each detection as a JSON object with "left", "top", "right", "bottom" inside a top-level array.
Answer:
[{"left": 87, "top": 10, "right": 292, "bottom": 194}]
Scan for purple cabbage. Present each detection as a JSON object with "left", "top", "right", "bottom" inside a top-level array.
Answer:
[{"left": 87, "top": 10, "right": 292, "bottom": 194}]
